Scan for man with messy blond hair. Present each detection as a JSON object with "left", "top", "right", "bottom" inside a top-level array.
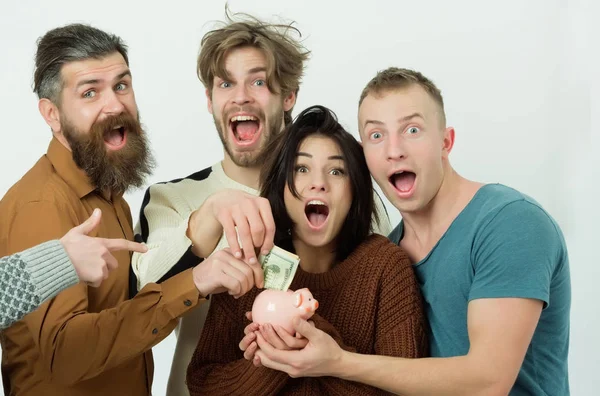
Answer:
[
  {"left": 131, "top": 9, "right": 391, "bottom": 394},
  {"left": 128, "top": 9, "right": 313, "bottom": 396},
  {"left": 197, "top": 13, "right": 307, "bottom": 127}
]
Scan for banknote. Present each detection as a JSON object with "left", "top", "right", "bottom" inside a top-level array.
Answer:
[{"left": 258, "top": 245, "right": 300, "bottom": 291}]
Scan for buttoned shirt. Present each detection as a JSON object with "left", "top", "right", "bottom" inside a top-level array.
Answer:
[{"left": 0, "top": 137, "right": 204, "bottom": 395}]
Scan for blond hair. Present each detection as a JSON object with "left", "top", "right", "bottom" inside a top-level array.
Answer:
[
  {"left": 359, "top": 67, "right": 446, "bottom": 126},
  {"left": 197, "top": 8, "right": 310, "bottom": 125}
]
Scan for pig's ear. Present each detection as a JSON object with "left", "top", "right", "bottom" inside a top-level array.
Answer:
[{"left": 293, "top": 291, "right": 303, "bottom": 307}]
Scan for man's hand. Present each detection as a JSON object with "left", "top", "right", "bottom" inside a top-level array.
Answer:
[
  {"left": 188, "top": 190, "right": 274, "bottom": 287},
  {"left": 253, "top": 317, "right": 340, "bottom": 377},
  {"left": 192, "top": 248, "right": 259, "bottom": 298},
  {"left": 60, "top": 208, "right": 148, "bottom": 287}
]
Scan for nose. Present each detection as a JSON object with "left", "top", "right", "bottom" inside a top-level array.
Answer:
[
  {"left": 103, "top": 91, "right": 125, "bottom": 115},
  {"left": 308, "top": 172, "right": 327, "bottom": 192},
  {"left": 232, "top": 83, "right": 252, "bottom": 106},
  {"left": 386, "top": 132, "right": 407, "bottom": 161}
]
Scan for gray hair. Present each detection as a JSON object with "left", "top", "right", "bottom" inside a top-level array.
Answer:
[{"left": 33, "top": 23, "right": 129, "bottom": 105}]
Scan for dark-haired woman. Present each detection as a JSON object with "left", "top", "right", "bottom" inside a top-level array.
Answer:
[{"left": 187, "top": 105, "right": 427, "bottom": 395}]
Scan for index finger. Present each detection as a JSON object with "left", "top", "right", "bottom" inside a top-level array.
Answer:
[
  {"left": 257, "top": 199, "right": 275, "bottom": 255},
  {"left": 103, "top": 238, "right": 148, "bottom": 253}
]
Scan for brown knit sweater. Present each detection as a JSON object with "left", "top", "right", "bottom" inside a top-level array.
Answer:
[{"left": 186, "top": 234, "right": 428, "bottom": 396}]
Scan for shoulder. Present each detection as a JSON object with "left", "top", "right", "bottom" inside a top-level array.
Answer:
[
  {"left": 140, "top": 165, "right": 217, "bottom": 206},
  {"left": 474, "top": 184, "right": 564, "bottom": 245},
  {"left": 147, "top": 165, "right": 215, "bottom": 193},
  {"left": 1, "top": 157, "right": 76, "bottom": 218},
  {"left": 355, "top": 234, "right": 412, "bottom": 270}
]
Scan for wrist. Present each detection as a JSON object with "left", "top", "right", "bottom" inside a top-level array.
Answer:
[
  {"left": 187, "top": 202, "right": 222, "bottom": 259},
  {"left": 330, "top": 350, "right": 356, "bottom": 380},
  {"left": 191, "top": 263, "right": 209, "bottom": 298}
]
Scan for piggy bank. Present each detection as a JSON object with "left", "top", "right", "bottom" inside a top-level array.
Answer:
[{"left": 251, "top": 288, "right": 319, "bottom": 334}]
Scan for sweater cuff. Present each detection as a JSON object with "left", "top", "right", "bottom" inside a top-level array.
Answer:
[{"left": 20, "top": 240, "right": 79, "bottom": 303}]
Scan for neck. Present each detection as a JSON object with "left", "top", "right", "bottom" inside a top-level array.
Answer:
[
  {"left": 293, "top": 239, "right": 337, "bottom": 274},
  {"left": 401, "top": 167, "right": 483, "bottom": 246},
  {"left": 221, "top": 154, "right": 261, "bottom": 190}
]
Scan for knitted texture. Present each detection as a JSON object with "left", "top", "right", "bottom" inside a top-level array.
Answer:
[
  {"left": 133, "top": 161, "right": 393, "bottom": 396},
  {"left": 0, "top": 240, "right": 76, "bottom": 330},
  {"left": 187, "top": 234, "right": 428, "bottom": 395}
]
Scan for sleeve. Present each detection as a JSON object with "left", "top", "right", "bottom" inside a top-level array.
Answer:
[
  {"left": 374, "top": 247, "right": 428, "bottom": 359},
  {"left": 469, "top": 200, "right": 565, "bottom": 307},
  {"left": 0, "top": 240, "right": 77, "bottom": 330},
  {"left": 186, "top": 292, "right": 289, "bottom": 396},
  {"left": 131, "top": 183, "right": 202, "bottom": 291},
  {"left": 6, "top": 200, "right": 205, "bottom": 385},
  {"left": 372, "top": 189, "right": 392, "bottom": 236}
]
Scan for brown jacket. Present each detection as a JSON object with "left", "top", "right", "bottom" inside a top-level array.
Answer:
[{"left": 0, "top": 138, "right": 205, "bottom": 395}]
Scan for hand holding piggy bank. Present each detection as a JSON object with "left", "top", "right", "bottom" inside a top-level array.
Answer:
[{"left": 251, "top": 288, "right": 319, "bottom": 334}]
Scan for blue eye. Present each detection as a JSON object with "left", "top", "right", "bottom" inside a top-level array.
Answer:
[
  {"left": 115, "top": 83, "right": 127, "bottom": 91},
  {"left": 83, "top": 90, "right": 96, "bottom": 98},
  {"left": 254, "top": 79, "right": 266, "bottom": 87},
  {"left": 407, "top": 126, "right": 420, "bottom": 134},
  {"left": 370, "top": 131, "right": 382, "bottom": 140},
  {"left": 219, "top": 81, "right": 231, "bottom": 88}
]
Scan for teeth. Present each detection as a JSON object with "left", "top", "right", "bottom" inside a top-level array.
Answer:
[
  {"left": 230, "top": 115, "right": 257, "bottom": 122},
  {"left": 307, "top": 200, "right": 326, "bottom": 206},
  {"left": 113, "top": 125, "right": 122, "bottom": 130}
]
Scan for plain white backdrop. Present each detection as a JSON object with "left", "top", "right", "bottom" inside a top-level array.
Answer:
[{"left": 0, "top": 0, "right": 596, "bottom": 394}]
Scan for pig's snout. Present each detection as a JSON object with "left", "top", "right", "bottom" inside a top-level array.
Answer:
[{"left": 304, "top": 299, "right": 319, "bottom": 313}]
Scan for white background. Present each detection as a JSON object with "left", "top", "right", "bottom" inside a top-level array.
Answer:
[{"left": 0, "top": 0, "right": 596, "bottom": 395}]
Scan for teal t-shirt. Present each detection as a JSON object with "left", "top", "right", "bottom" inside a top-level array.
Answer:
[{"left": 389, "top": 184, "right": 570, "bottom": 395}]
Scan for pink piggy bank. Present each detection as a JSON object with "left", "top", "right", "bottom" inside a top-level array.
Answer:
[{"left": 251, "top": 288, "right": 319, "bottom": 334}]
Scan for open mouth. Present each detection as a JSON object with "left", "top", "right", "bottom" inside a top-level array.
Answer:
[
  {"left": 389, "top": 171, "right": 416, "bottom": 194},
  {"left": 305, "top": 200, "right": 329, "bottom": 228},
  {"left": 230, "top": 115, "right": 260, "bottom": 145},
  {"left": 103, "top": 125, "right": 127, "bottom": 150}
]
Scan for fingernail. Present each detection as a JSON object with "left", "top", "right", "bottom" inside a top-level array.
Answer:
[
  {"left": 262, "top": 249, "right": 270, "bottom": 255},
  {"left": 235, "top": 251, "right": 242, "bottom": 258},
  {"left": 249, "top": 257, "right": 257, "bottom": 264}
]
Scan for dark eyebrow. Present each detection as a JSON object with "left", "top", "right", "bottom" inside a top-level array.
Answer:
[
  {"left": 116, "top": 70, "right": 132, "bottom": 81},
  {"left": 76, "top": 79, "right": 100, "bottom": 89},
  {"left": 248, "top": 67, "right": 267, "bottom": 74},
  {"left": 297, "top": 152, "right": 344, "bottom": 161},
  {"left": 363, "top": 112, "right": 424, "bottom": 128},
  {"left": 76, "top": 70, "right": 131, "bottom": 89}
]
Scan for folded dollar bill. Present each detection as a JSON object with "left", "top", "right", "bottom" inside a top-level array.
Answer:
[{"left": 258, "top": 246, "right": 300, "bottom": 291}]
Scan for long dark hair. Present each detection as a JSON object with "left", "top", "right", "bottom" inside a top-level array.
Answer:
[{"left": 259, "top": 105, "right": 376, "bottom": 261}]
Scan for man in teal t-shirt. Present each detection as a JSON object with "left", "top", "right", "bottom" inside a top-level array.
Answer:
[
  {"left": 388, "top": 183, "right": 570, "bottom": 395},
  {"left": 248, "top": 67, "right": 570, "bottom": 396}
]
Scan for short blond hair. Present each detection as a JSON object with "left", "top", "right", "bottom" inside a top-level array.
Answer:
[
  {"left": 359, "top": 67, "right": 446, "bottom": 126},
  {"left": 197, "top": 8, "right": 310, "bottom": 125}
]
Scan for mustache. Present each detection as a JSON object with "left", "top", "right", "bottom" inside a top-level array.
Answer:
[
  {"left": 89, "top": 113, "right": 142, "bottom": 138},
  {"left": 224, "top": 106, "right": 265, "bottom": 122}
]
